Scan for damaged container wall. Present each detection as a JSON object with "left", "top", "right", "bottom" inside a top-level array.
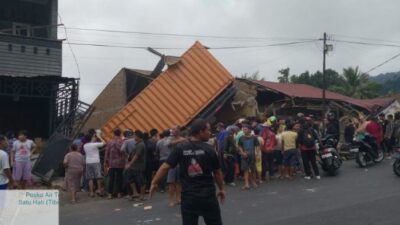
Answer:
[
  {"left": 82, "top": 68, "right": 152, "bottom": 132},
  {"left": 101, "top": 41, "right": 235, "bottom": 140}
]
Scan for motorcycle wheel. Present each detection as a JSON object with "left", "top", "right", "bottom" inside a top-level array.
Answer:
[
  {"left": 393, "top": 160, "right": 400, "bottom": 177},
  {"left": 373, "top": 150, "right": 384, "bottom": 163},
  {"left": 356, "top": 152, "right": 367, "bottom": 167}
]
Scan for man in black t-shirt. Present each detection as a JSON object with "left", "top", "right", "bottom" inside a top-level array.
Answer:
[{"left": 150, "top": 119, "right": 225, "bottom": 225}]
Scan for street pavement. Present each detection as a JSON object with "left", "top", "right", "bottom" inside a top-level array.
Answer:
[{"left": 60, "top": 159, "right": 400, "bottom": 225}]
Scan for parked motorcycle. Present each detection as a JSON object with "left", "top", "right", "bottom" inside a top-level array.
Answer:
[
  {"left": 392, "top": 147, "right": 400, "bottom": 176},
  {"left": 319, "top": 136, "right": 342, "bottom": 176},
  {"left": 353, "top": 133, "right": 384, "bottom": 167}
]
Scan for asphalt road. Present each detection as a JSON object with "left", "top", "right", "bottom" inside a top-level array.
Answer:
[{"left": 60, "top": 159, "right": 400, "bottom": 225}]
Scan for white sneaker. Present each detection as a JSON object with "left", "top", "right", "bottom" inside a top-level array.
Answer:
[
  {"left": 316, "top": 176, "right": 321, "bottom": 180},
  {"left": 304, "top": 176, "right": 311, "bottom": 180}
]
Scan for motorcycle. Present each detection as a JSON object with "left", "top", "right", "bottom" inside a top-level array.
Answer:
[
  {"left": 392, "top": 147, "right": 400, "bottom": 176},
  {"left": 352, "top": 133, "right": 384, "bottom": 167},
  {"left": 318, "top": 136, "right": 342, "bottom": 176}
]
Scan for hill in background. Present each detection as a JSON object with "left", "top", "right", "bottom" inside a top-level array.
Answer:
[{"left": 369, "top": 71, "right": 400, "bottom": 95}]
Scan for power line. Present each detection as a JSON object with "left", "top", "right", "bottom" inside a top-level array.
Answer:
[
  {"left": 65, "top": 26, "right": 316, "bottom": 42},
  {"left": 58, "top": 15, "right": 81, "bottom": 78},
  {"left": 366, "top": 51, "right": 400, "bottom": 74},
  {"left": 333, "top": 34, "right": 400, "bottom": 45},
  {"left": 331, "top": 39, "right": 400, "bottom": 48},
  {"left": 63, "top": 40, "right": 319, "bottom": 50}
]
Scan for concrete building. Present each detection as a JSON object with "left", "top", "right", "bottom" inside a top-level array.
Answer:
[{"left": 0, "top": 0, "right": 81, "bottom": 138}]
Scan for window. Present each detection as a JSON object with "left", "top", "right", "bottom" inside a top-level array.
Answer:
[
  {"left": 21, "top": 46, "right": 26, "bottom": 53},
  {"left": 12, "top": 23, "right": 31, "bottom": 37},
  {"left": 46, "top": 48, "right": 50, "bottom": 55},
  {"left": 33, "top": 47, "right": 38, "bottom": 54},
  {"left": 8, "top": 44, "right": 12, "bottom": 52}
]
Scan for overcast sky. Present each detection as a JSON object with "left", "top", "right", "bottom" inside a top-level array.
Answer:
[{"left": 59, "top": 0, "right": 400, "bottom": 103}]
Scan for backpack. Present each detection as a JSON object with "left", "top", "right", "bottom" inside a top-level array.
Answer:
[{"left": 302, "top": 128, "right": 317, "bottom": 148}]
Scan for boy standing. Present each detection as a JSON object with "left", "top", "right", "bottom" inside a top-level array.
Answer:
[{"left": 238, "top": 124, "right": 259, "bottom": 189}]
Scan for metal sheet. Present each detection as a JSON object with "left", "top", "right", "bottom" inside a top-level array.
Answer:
[{"left": 101, "top": 41, "right": 234, "bottom": 139}]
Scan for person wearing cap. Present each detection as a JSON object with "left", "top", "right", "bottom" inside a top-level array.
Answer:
[
  {"left": 261, "top": 122, "right": 277, "bottom": 181},
  {"left": 104, "top": 128, "right": 125, "bottom": 199}
]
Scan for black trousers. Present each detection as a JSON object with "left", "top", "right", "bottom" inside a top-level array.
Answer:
[
  {"left": 301, "top": 150, "right": 320, "bottom": 177},
  {"left": 223, "top": 156, "right": 235, "bottom": 183},
  {"left": 181, "top": 195, "right": 223, "bottom": 225},
  {"left": 261, "top": 152, "right": 274, "bottom": 179},
  {"left": 158, "top": 160, "right": 167, "bottom": 191},
  {"left": 108, "top": 168, "right": 123, "bottom": 194},
  {"left": 384, "top": 138, "right": 394, "bottom": 153}
]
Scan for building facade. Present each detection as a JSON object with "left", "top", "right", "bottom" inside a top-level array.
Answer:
[{"left": 0, "top": 0, "right": 79, "bottom": 138}]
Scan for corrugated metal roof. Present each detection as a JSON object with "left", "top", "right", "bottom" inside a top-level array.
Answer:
[
  {"left": 101, "top": 41, "right": 235, "bottom": 139},
  {"left": 252, "top": 80, "right": 395, "bottom": 112}
]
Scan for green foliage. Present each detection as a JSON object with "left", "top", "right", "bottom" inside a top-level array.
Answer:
[
  {"left": 278, "top": 66, "right": 382, "bottom": 99},
  {"left": 277, "top": 68, "right": 290, "bottom": 83},
  {"left": 330, "top": 67, "right": 381, "bottom": 99},
  {"left": 369, "top": 71, "right": 400, "bottom": 95},
  {"left": 290, "top": 69, "right": 343, "bottom": 89},
  {"left": 240, "top": 70, "right": 264, "bottom": 81}
]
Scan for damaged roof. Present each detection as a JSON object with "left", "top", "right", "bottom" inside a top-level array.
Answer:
[
  {"left": 101, "top": 41, "right": 235, "bottom": 139},
  {"left": 252, "top": 80, "right": 395, "bottom": 112}
]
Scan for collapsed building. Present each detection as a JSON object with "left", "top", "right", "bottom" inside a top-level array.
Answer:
[
  {"left": 217, "top": 78, "right": 397, "bottom": 121},
  {"left": 96, "top": 42, "right": 397, "bottom": 139}
]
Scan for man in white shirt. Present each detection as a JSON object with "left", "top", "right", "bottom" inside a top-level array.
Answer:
[{"left": 0, "top": 135, "right": 15, "bottom": 190}]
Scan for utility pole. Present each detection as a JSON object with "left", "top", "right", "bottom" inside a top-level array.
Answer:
[{"left": 322, "top": 32, "right": 327, "bottom": 131}]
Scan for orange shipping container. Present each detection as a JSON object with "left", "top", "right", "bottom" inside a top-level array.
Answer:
[{"left": 101, "top": 41, "right": 235, "bottom": 139}]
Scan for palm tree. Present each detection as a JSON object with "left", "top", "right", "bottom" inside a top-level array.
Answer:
[{"left": 331, "top": 67, "right": 381, "bottom": 99}]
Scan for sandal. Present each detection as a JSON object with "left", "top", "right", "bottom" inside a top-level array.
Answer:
[{"left": 241, "top": 186, "right": 250, "bottom": 190}]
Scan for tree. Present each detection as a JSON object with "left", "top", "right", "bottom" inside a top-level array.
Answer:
[
  {"left": 289, "top": 69, "right": 344, "bottom": 90},
  {"left": 277, "top": 68, "right": 290, "bottom": 83},
  {"left": 331, "top": 67, "right": 381, "bottom": 99},
  {"left": 240, "top": 70, "right": 265, "bottom": 81}
]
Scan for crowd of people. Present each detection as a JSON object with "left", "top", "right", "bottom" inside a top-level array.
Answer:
[{"left": 1, "top": 111, "right": 400, "bottom": 206}]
